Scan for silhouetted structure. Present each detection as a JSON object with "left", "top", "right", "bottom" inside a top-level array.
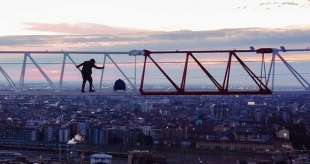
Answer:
[
  {"left": 76, "top": 59, "right": 104, "bottom": 92},
  {"left": 128, "top": 150, "right": 167, "bottom": 164},
  {"left": 113, "top": 79, "right": 126, "bottom": 91}
]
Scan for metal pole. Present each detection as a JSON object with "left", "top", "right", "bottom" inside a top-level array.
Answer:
[
  {"left": 0, "top": 66, "right": 16, "bottom": 90},
  {"left": 181, "top": 53, "right": 189, "bottom": 91},
  {"left": 189, "top": 53, "right": 223, "bottom": 90},
  {"left": 60, "top": 53, "right": 67, "bottom": 90},
  {"left": 232, "top": 52, "right": 269, "bottom": 91},
  {"left": 266, "top": 53, "right": 275, "bottom": 87},
  {"left": 134, "top": 55, "right": 137, "bottom": 88},
  {"left": 272, "top": 53, "right": 276, "bottom": 91},
  {"left": 260, "top": 53, "right": 267, "bottom": 84},
  {"left": 99, "top": 54, "right": 107, "bottom": 90},
  {"left": 140, "top": 55, "right": 147, "bottom": 94},
  {"left": 27, "top": 54, "right": 56, "bottom": 89},
  {"left": 276, "top": 52, "right": 310, "bottom": 89},
  {"left": 19, "top": 53, "right": 28, "bottom": 90},
  {"left": 146, "top": 54, "right": 180, "bottom": 92},
  {"left": 66, "top": 54, "right": 79, "bottom": 67},
  {"left": 106, "top": 54, "right": 137, "bottom": 90},
  {"left": 223, "top": 52, "right": 232, "bottom": 91}
]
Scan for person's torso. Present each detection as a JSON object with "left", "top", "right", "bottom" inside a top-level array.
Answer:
[{"left": 81, "top": 61, "right": 94, "bottom": 74}]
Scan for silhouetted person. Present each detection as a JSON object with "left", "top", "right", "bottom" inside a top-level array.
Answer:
[{"left": 76, "top": 59, "right": 104, "bottom": 92}]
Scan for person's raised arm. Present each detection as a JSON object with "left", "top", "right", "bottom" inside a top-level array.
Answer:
[
  {"left": 76, "top": 62, "right": 84, "bottom": 68},
  {"left": 93, "top": 64, "right": 105, "bottom": 69}
]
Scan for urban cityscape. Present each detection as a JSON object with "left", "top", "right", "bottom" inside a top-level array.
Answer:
[{"left": 0, "top": 87, "right": 309, "bottom": 163}]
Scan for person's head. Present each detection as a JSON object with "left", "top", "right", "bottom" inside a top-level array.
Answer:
[{"left": 90, "top": 58, "right": 95, "bottom": 64}]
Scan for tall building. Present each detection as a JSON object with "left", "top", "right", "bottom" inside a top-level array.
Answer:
[
  {"left": 88, "top": 126, "right": 107, "bottom": 145},
  {"left": 43, "top": 124, "right": 59, "bottom": 143},
  {"left": 59, "top": 127, "right": 70, "bottom": 143},
  {"left": 90, "top": 153, "right": 112, "bottom": 164}
]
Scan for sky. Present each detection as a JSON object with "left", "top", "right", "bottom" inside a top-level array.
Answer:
[
  {"left": 0, "top": 0, "right": 310, "bottom": 50},
  {"left": 1, "top": 0, "right": 310, "bottom": 35},
  {"left": 0, "top": 0, "right": 309, "bottom": 88}
]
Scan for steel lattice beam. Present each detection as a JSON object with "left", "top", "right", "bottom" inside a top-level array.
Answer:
[
  {"left": 140, "top": 50, "right": 272, "bottom": 95},
  {"left": 0, "top": 47, "right": 308, "bottom": 95}
]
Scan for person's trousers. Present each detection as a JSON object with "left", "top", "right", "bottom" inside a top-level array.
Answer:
[{"left": 81, "top": 73, "right": 93, "bottom": 91}]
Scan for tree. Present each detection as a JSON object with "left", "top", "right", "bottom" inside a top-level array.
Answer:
[
  {"left": 288, "top": 122, "right": 310, "bottom": 149},
  {"left": 136, "top": 133, "right": 153, "bottom": 146}
]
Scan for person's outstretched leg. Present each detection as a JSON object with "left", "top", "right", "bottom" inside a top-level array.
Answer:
[
  {"left": 82, "top": 80, "right": 86, "bottom": 92},
  {"left": 89, "top": 76, "right": 95, "bottom": 92},
  {"left": 81, "top": 73, "right": 87, "bottom": 92}
]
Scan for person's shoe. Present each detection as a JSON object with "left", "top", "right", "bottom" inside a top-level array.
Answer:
[
  {"left": 89, "top": 89, "right": 95, "bottom": 92},
  {"left": 81, "top": 90, "right": 85, "bottom": 93}
]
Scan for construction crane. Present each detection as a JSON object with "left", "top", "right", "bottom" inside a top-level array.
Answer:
[{"left": 0, "top": 47, "right": 308, "bottom": 96}]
